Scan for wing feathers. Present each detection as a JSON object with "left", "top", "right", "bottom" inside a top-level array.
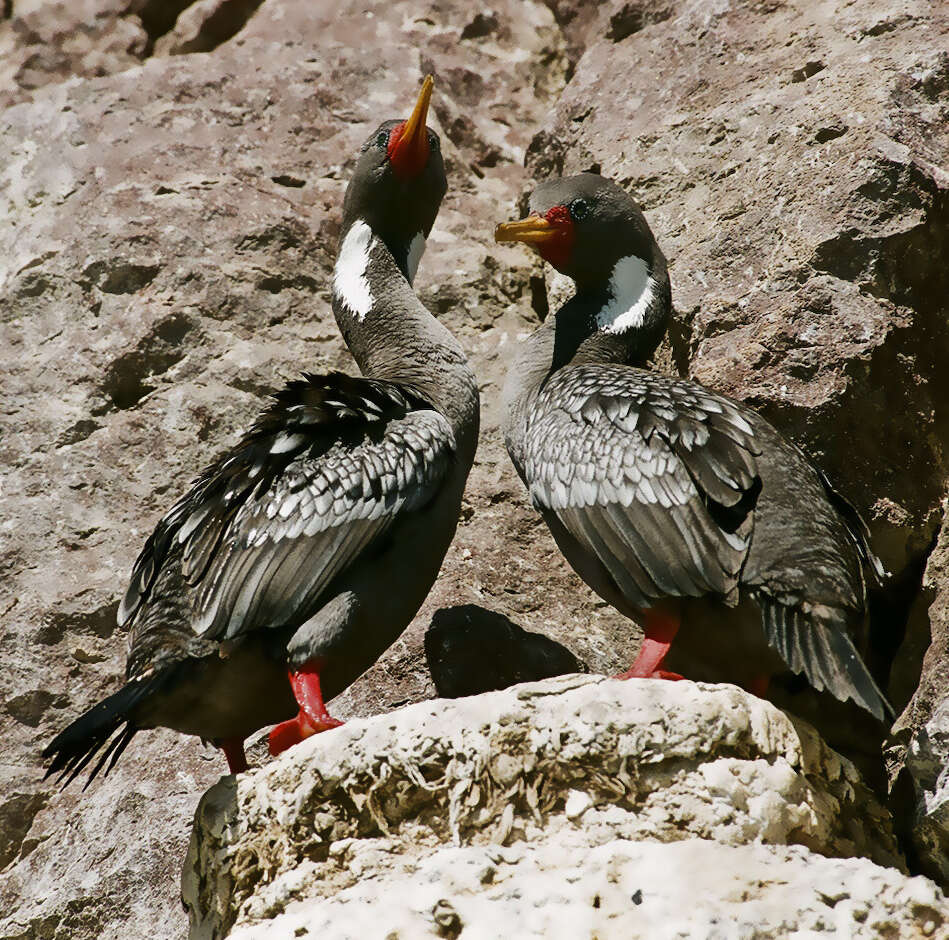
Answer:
[
  {"left": 122, "top": 372, "right": 454, "bottom": 644},
  {"left": 523, "top": 365, "right": 759, "bottom": 610},
  {"left": 518, "top": 362, "right": 885, "bottom": 720}
]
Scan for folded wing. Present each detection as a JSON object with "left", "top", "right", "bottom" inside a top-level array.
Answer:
[
  {"left": 119, "top": 371, "right": 455, "bottom": 648},
  {"left": 523, "top": 365, "right": 762, "bottom": 610}
]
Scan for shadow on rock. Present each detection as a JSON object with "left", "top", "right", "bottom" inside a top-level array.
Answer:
[{"left": 424, "top": 605, "right": 586, "bottom": 699}]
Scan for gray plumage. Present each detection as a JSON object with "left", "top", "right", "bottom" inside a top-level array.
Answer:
[
  {"left": 44, "top": 88, "right": 479, "bottom": 786},
  {"left": 119, "top": 374, "right": 459, "bottom": 674},
  {"left": 500, "top": 173, "right": 890, "bottom": 721},
  {"left": 524, "top": 366, "right": 757, "bottom": 607}
]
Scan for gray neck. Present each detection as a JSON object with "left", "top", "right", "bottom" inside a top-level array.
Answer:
[
  {"left": 503, "top": 259, "right": 669, "bottom": 468},
  {"left": 332, "top": 219, "right": 478, "bottom": 451}
]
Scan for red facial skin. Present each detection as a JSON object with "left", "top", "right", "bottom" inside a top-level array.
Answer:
[
  {"left": 387, "top": 122, "right": 430, "bottom": 180},
  {"left": 538, "top": 205, "right": 575, "bottom": 270}
]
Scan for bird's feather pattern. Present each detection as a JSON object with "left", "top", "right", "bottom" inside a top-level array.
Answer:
[
  {"left": 119, "top": 371, "right": 454, "bottom": 641},
  {"left": 759, "top": 599, "right": 890, "bottom": 719},
  {"left": 814, "top": 467, "right": 887, "bottom": 585},
  {"left": 523, "top": 365, "right": 762, "bottom": 609}
]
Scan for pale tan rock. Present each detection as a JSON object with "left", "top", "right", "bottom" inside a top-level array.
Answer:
[
  {"left": 182, "top": 676, "right": 915, "bottom": 939},
  {"left": 0, "top": 0, "right": 147, "bottom": 109},
  {"left": 152, "top": 0, "right": 265, "bottom": 57}
]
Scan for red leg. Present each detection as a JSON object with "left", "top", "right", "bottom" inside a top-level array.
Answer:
[
  {"left": 268, "top": 662, "right": 344, "bottom": 757},
  {"left": 615, "top": 606, "right": 685, "bottom": 681},
  {"left": 218, "top": 737, "right": 248, "bottom": 774}
]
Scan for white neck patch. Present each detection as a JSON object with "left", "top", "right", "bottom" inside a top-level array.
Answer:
[
  {"left": 406, "top": 231, "right": 426, "bottom": 285},
  {"left": 595, "top": 254, "right": 657, "bottom": 334},
  {"left": 333, "top": 220, "right": 373, "bottom": 319}
]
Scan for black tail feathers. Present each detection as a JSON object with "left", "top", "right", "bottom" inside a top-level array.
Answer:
[
  {"left": 42, "top": 671, "right": 166, "bottom": 789},
  {"left": 760, "top": 601, "right": 893, "bottom": 722}
]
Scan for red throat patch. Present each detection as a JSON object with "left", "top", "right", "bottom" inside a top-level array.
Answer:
[{"left": 540, "top": 205, "right": 575, "bottom": 270}]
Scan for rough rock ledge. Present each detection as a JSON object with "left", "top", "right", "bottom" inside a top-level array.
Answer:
[{"left": 182, "top": 675, "right": 947, "bottom": 939}]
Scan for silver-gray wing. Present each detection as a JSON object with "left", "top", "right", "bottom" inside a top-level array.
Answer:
[
  {"left": 120, "top": 373, "right": 455, "bottom": 643},
  {"left": 522, "top": 365, "right": 762, "bottom": 610}
]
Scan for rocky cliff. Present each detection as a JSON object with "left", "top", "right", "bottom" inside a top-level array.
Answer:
[{"left": 1, "top": 0, "right": 947, "bottom": 937}]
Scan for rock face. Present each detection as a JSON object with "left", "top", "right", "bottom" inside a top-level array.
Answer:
[
  {"left": 221, "top": 843, "right": 942, "bottom": 940},
  {"left": 2, "top": 0, "right": 948, "bottom": 936},
  {"left": 182, "top": 676, "right": 945, "bottom": 940},
  {"left": 887, "top": 506, "right": 949, "bottom": 883}
]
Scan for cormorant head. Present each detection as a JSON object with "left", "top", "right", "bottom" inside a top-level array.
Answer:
[
  {"left": 494, "top": 173, "right": 664, "bottom": 293},
  {"left": 342, "top": 75, "right": 447, "bottom": 253}
]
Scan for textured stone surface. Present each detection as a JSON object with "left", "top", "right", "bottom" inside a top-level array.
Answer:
[
  {"left": 153, "top": 0, "right": 266, "bottom": 57},
  {"left": 887, "top": 504, "right": 949, "bottom": 883},
  {"left": 3, "top": 0, "right": 949, "bottom": 936},
  {"left": 223, "top": 843, "right": 944, "bottom": 940},
  {"left": 182, "top": 676, "right": 940, "bottom": 939},
  {"left": 0, "top": 1, "right": 143, "bottom": 109}
]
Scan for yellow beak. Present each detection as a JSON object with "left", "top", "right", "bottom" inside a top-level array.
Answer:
[{"left": 494, "top": 214, "right": 559, "bottom": 246}]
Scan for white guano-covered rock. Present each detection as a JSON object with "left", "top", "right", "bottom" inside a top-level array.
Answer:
[
  {"left": 181, "top": 676, "right": 944, "bottom": 939},
  {"left": 221, "top": 841, "right": 945, "bottom": 940}
]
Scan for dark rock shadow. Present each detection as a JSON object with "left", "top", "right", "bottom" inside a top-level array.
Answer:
[{"left": 424, "top": 604, "right": 586, "bottom": 699}]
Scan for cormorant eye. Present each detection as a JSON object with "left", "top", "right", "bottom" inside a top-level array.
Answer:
[
  {"left": 375, "top": 130, "right": 390, "bottom": 149},
  {"left": 569, "top": 198, "right": 590, "bottom": 222},
  {"left": 428, "top": 132, "right": 440, "bottom": 153}
]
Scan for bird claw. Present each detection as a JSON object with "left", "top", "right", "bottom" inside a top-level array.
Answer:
[
  {"left": 268, "top": 711, "right": 344, "bottom": 756},
  {"left": 218, "top": 737, "right": 249, "bottom": 774},
  {"left": 617, "top": 610, "right": 683, "bottom": 681},
  {"left": 613, "top": 667, "right": 685, "bottom": 681},
  {"left": 744, "top": 675, "right": 770, "bottom": 698},
  {"left": 653, "top": 669, "right": 685, "bottom": 681},
  {"left": 269, "top": 664, "right": 344, "bottom": 757}
]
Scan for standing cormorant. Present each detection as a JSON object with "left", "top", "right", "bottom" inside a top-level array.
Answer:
[
  {"left": 44, "top": 76, "right": 479, "bottom": 785},
  {"left": 496, "top": 173, "right": 889, "bottom": 720}
]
